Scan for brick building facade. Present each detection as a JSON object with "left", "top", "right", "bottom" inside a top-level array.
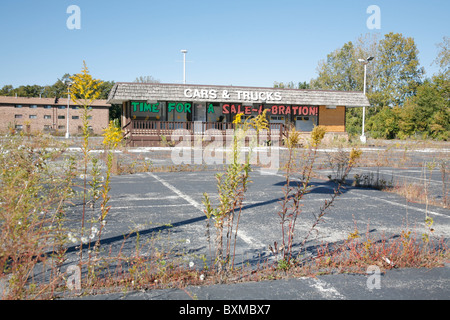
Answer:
[{"left": 0, "top": 96, "right": 110, "bottom": 135}]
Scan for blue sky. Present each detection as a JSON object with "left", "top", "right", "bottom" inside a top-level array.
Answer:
[{"left": 0, "top": 0, "right": 448, "bottom": 88}]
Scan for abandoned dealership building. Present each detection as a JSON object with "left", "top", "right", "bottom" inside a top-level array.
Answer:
[{"left": 107, "top": 82, "right": 370, "bottom": 146}]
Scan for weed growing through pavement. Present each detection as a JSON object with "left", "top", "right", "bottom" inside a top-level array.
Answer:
[
  {"left": 69, "top": 61, "right": 103, "bottom": 263},
  {"left": 312, "top": 226, "right": 448, "bottom": 274},
  {"left": 94, "top": 120, "right": 123, "bottom": 251},
  {"left": 439, "top": 159, "right": 449, "bottom": 208},
  {"left": 326, "top": 147, "right": 363, "bottom": 183},
  {"left": 375, "top": 158, "right": 449, "bottom": 209},
  {"left": 272, "top": 126, "right": 362, "bottom": 269},
  {"left": 0, "top": 132, "right": 76, "bottom": 299},
  {"left": 202, "top": 111, "right": 269, "bottom": 276}
]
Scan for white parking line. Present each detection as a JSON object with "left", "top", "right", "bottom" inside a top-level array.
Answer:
[
  {"left": 236, "top": 229, "right": 265, "bottom": 248},
  {"left": 351, "top": 167, "right": 443, "bottom": 185},
  {"left": 357, "top": 193, "right": 449, "bottom": 218},
  {"left": 110, "top": 204, "right": 188, "bottom": 210},
  {"left": 109, "top": 195, "right": 182, "bottom": 202},
  {"left": 300, "top": 277, "right": 345, "bottom": 299},
  {"left": 146, "top": 172, "right": 264, "bottom": 248},
  {"left": 147, "top": 172, "right": 204, "bottom": 211}
]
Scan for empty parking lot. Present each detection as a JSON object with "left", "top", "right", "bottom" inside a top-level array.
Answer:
[
  {"left": 50, "top": 145, "right": 449, "bottom": 300},
  {"left": 64, "top": 155, "right": 449, "bottom": 268}
]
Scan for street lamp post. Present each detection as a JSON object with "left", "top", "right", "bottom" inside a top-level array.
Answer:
[
  {"left": 181, "top": 49, "right": 187, "bottom": 84},
  {"left": 65, "top": 81, "right": 72, "bottom": 139},
  {"left": 358, "top": 56, "right": 374, "bottom": 144}
]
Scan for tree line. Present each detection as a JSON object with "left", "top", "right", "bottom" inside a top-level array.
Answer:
[
  {"left": 0, "top": 74, "right": 114, "bottom": 101},
  {"left": 275, "top": 33, "right": 449, "bottom": 141}
]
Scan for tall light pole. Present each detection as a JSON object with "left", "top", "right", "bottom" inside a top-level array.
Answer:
[
  {"left": 181, "top": 49, "right": 187, "bottom": 84},
  {"left": 65, "top": 80, "right": 72, "bottom": 139},
  {"left": 358, "top": 56, "right": 374, "bottom": 143}
]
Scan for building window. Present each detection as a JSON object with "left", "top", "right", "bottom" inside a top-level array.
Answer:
[
  {"left": 58, "top": 106, "right": 66, "bottom": 109},
  {"left": 206, "top": 103, "right": 222, "bottom": 122},
  {"left": 58, "top": 115, "right": 65, "bottom": 119},
  {"left": 87, "top": 116, "right": 92, "bottom": 120},
  {"left": 72, "top": 116, "right": 79, "bottom": 120},
  {"left": 15, "top": 125, "right": 23, "bottom": 130},
  {"left": 15, "top": 105, "right": 23, "bottom": 108},
  {"left": 15, "top": 114, "right": 23, "bottom": 119},
  {"left": 29, "top": 105, "right": 37, "bottom": 109},
  {"left": 44, "top": 115, "right": 51, "bottom": 119},
  {"left": 44, "top": 125, "right": 52, "bottom": 131},
  {"left": 295, "top": 115, "right": 318, "bottom": 132},
  {"left": 29, "top": 115, "right": 37, "bottom": 119},
  {"left": 58, "top": 125, "right": 65, "bottom": 130},
  {"left": 44, "top": 105, "right": 52, "bottom": 109}
]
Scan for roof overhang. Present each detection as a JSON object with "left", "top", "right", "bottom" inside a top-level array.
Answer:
[{"left": 107, "top": 82, "right": 370, "bottom": 107}]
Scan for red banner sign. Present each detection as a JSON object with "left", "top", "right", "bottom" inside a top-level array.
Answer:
[{"left": 222, "top": 104, "right": 318, "bottom": 116}]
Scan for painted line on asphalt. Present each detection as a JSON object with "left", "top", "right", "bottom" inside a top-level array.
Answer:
[
  {"left": 146, "top": 172, "right": 264, "bottom": 248},
  {"left": 357, "top": 193, "right": 449, "bottom": 218},
  {"left": 300, "top": 277, "right": 346, "bottom": 300},
  {"left": 351, "top": 167, "right": 443, "bottom": 184},
  {"left": 110, "top": 204, "right": 190, "bottom": 210},
  {"left": 147, "top": 172, "right": 204, "bottom": 211},
  {"left": 109, "top": 195, "right": 182, "bottom": 202},
  {"left": 237, "top": 230, "right": 265, "bottom": 248}
]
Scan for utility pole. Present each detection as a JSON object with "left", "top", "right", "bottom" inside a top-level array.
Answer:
[
  {"left": 65, "top": 81, "right": 72, "bottom": 139},
  {"left": 358, "top": 56, "right": 374, "bottom": 144},
  {"left": 181, "top": 49, "right": 187, "bottom": 84}
]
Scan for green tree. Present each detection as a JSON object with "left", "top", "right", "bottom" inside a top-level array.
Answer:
[
  {"left": 273, "top": 81, "right": 311, "bottom": 89},
  {"left": 8, "top": 85, "right": 44, "bottom": 97},
  {"left": 366, "top": 105, "right": 401, "bottom": 139},
  {"left": 345, "top": 107, "right": 363, "bottom": 137},
  {"left": 134, "top": 75, "right": 160, "bottom": 83},
  {"left": 311, "top": 32, "right": 425, "bottom": 138},
  {"left": 298, "top": 81, "right": 311, "bottom": 89},
  {"left": 399, "top": 75, "right": 450, "bottom": 140},
  {"left": 94, "top": 80, "right": 121, "bottom": 122},
  {"left": 97, "top": 80, "right": 115, "bottom": 100},
  {"left": 311, "top": 41, "right": 361, "bottom": 91},
  {"left": 310, "top": 35, "right": 377, "bottom": 136},
  {"left": 45, "top": 73, "right": 72, "bottom": 99},
  {"left": 397, "top": 103, "right": 416, "bottom": 139},
  {"left": 433, "top": 36, "right": 449, "bottom": 79},
  {"left": 371, "top": 32, "right": 425, "bottom": 108},
  {"left": 0, "top": 85, "right": 14, "bottom": 95}
]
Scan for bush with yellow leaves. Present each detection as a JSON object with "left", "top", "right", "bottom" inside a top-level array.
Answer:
[{"left": 102, "top": 120, "right": 123, "bottom": 150}]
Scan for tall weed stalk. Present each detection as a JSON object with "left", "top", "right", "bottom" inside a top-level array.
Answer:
[
  {"left": 203, "top": 111, "right": 268, "bottom": 274},
  {"left": 273, "top": 126, "right": 362, "bottom": 267}
]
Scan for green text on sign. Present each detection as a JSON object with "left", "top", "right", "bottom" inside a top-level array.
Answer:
[
  {"left": 168, "top": 102, "right": 192, "bottom": 113},
  {"left": 132, "top": 102, "right": 160, "bottom": 113},
  {"left": 132, "top": 101, "right": 216, "bottom": 114}
]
